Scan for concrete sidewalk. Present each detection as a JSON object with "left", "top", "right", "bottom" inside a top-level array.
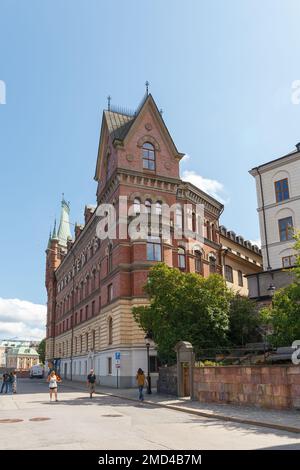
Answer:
[{"left": 62, "top": 379, "right": 300, "bottom": 434}]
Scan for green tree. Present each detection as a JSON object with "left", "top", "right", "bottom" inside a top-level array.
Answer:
[
  {"left": 38, "top": 338, "right": 46, "bottom": 364},
  {"left": 228, "top": 295, "right": 261, "bottom": 346},
  {"left": 133, "top": 263, "right": 232, "bottom": 364},
  {"left": 260, "top": 230, "right": 300, "bottom": 347}
]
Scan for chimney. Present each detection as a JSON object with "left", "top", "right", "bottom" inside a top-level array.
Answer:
[
  {"left": 75, "top": 223, "right": 84, "bottom": 240},
  {"left": 84, "top": 205, "right": 96, "bottom": 224}
]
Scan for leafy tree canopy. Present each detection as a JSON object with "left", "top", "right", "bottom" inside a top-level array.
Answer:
[{"left": 133, "top": 263, "right": 259, "bottom": 363}]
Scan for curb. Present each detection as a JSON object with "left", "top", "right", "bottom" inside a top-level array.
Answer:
[{"left": 62, "top": 382, "right": 300, "bottom": 435}]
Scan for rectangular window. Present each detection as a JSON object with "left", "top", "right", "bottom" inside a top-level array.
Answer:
[
  {"left": 99, "top": 296, "right": 101, "bottom": 312},
  {"left": 209, "top": 256, "right": 216, "bottom": 273},
  {"left": 282, "top": 255, "right": 297, "bottom": 268},
  {"left": 278, "top": 217, "right": 293, "bottom": 241},
  {"left": 195, "top": 253, "right": 202, "bottom": 273},
  {"left": 92, "top": 301, "right": 95, "bottom": 316},
  {"left": 85, "top": 304, "right": 89, "bottom": 320},
  {"left": 275, "top": 178, "right": 289, "bottom": 202},
  {"left": 108, "top": 284, "right": 113, "bottom": 302},
  {"left": 238, "top": 270, "right": 243, "bottom": 287},
  {"left": 225, "top": 265, "right": 233, "bottom": 283},
  {"left": 80, "top": 309, "right": 83, "bottom": 322},
  {"left": 147, "top": 237, "right": 162, "bottom": 261},
  {"left": 92, "top": 330, "right": 95, "bottom": 350},
  {"left": 150, "top": 356, "right": 160, "bottom": 373},
  {"left": 107, "top": 357, "right": 112, "bottom": 375}
]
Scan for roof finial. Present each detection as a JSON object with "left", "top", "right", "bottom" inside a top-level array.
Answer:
[
  {"left": 160, "top": 108, "right": 163, "bottom": 116},
  {"left": 107, "top": 95, "right": 111, "bottom": 111},
  {"left": 145, "top": 81, "right": 149, "bottom": 95}
]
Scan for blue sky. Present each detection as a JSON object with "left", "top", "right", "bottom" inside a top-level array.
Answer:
[{"left": 1, "top": 0, "right": 300, "bottom": 338}]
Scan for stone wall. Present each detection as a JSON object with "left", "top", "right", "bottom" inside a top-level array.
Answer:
[
  {"left": 193, "top": 365, "right": 300, "bottom": 410},
  {"left": 157, "top": 365, "right": 177, "bottom": 396}
]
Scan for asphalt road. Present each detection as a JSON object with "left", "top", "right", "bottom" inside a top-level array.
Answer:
[{"left": 0, "top": 378, "right": 300, "bottom": 450}]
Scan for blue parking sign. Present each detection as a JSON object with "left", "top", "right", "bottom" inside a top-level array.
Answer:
[{"left": 115, "top": 352, "right": 121, "bottom": 361}]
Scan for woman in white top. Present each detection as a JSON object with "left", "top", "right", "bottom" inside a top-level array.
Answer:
[{"left": 47, "top": 370, "right": 61, "bottom": 402}]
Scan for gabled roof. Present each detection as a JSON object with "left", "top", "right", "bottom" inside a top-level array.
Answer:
[{"left": 94, "top": 93, "right": 184, "bottom": 180}]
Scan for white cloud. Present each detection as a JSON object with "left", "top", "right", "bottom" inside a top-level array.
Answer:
[
  {"left": 181, "top": 170, "right": 228, "bottom": 203},
  {"left": 181, "top": 154, "right": 191, "bottom": 162},
  {"left": 0, "top": 298, "right": 46, "bottom": 341}
]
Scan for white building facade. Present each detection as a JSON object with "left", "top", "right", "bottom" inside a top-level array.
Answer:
[
  {"left": 247, "top": 144, "right": 300, "bottom": 304},
  {"left": 250, "top": 145, "right": 300, "bottom": 271}
]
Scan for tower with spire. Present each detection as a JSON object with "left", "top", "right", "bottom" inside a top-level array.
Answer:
[{"left": 45, "top": 197, "right": 73, "bottom": 361}]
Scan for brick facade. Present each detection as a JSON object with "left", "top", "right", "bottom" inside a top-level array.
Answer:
[{"left": 45, "top": 93, "right": 255, "bottom": 387}]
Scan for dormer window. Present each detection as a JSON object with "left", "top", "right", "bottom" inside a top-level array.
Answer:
[{"left": 142, "top": 142, "right": 155, "bottom": 170}]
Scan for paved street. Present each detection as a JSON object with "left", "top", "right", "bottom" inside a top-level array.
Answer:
[{"left": 0, "top": 379, "right": 300, "bottom": 450}]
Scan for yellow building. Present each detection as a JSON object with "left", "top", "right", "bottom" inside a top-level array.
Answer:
[
  {"left": 219, "top": 226, "right": 263, "bottom": 296},
  {"left": 6, "top": 346, "right": 39, "bottom": 371}
]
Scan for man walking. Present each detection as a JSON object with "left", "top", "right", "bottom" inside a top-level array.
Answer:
[
  {"left": 1, "top": 372, "right": 8, "bottom": 393},
  {"left": 87, "top": 369, "right": 96, "bottom": 398},
  {"left": 1, "top": 372, "right": 10, "bottom": 393}
]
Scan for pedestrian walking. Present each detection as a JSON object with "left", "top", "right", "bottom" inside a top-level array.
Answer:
[
  {"left": 1, "top": 372, "right": 7, "bottom": 393},
  {"left": 7, "top": 372, "right": 14, "bottom": 395},
  {"left": 87, "top": 369, "right": 96, "bottom": 398},
  {"left": 12, "top": 371, "right": 17, "bottom": 394},
  {"left": 136, "top": 368, "right": 146, "bottom": 402},
  {"left": 47, "top": 370, "right": 61, "bottom": 402}
]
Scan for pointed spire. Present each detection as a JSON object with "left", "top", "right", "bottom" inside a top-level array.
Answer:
[
  {"left": 52, "top": 219, "right": 57, "bottom": 239},
  {"left": 57, "top": 195, "right": 72, "bottom": 246},
  {"left": 47, "top": 229, "right": 52, "bottom": 249}
]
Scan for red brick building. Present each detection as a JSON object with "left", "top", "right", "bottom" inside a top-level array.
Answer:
[{"left": 45, "top": 92, "right": 224, "bottom": 387}]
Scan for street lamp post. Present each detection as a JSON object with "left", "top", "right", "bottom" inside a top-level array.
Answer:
[
  {"left": 144, "top": 331, "right": 153, "bottom": 394},
  {"left": 267, "top": 282, "right": 276, "bottom": 299}
]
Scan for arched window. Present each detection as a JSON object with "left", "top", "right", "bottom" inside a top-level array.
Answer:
[
  {"left": 142, "top": 142, "right": 155, "bottom": 170},
  {"left": 178, "top": 247, "right": 186, "bottom": 270},
  {"left": 194, "top": 250, "right": 202, "bottom": 274},
  {"left": 155, "top": 201, "right": 162, "bottom": 215},
  {"left": 206, "top": 221, "right": 211, "bottom": 240},
  {"left": 209, "top": 253, "right": 216, "bottom": 273},
  {"left": 133, "top": 198, "right": 141, "bottom": 215},
  {"left": 145, "top": 199, "right": 152, "bottom": 213},
  {"left": 192, "top": 212, "right": 196, "bottom": 233},
  {"left": 108, "top": 317, "right": 113, "bottom": 345},
  {"left": 175, "top": 206, "right": 183, "bottom": 228}
]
